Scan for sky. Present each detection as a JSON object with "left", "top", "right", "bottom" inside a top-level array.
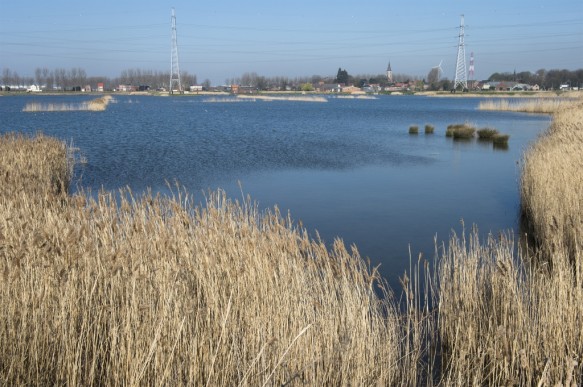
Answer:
[{"left": 1, "top": 0, "right": 582, "bottom": 85}]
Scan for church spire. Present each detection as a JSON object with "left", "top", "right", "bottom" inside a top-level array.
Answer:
[{"left": 386, "top": 62, "right": 393, "bottom": 83}]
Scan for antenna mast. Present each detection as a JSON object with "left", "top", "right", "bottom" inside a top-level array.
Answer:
[
  {"left": 468, "top": 52, "right": 475, "bottom": 89},
  {"left": 170, "top": 8, "right": 182, "bottom": 94},
  {"left": 453, "top": 15, "right": 467, "bottom": 91}
]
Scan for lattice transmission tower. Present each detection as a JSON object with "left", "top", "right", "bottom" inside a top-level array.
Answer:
[
  {"left": 453, "top": 15, "right": 467, "bottom": 91},
  {"left": 169, "top": 8, "right": 182, "bottom": 94}
]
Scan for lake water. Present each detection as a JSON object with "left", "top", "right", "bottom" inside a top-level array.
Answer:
[{"left": 0, "top": 94, "right": 550, "bottom": 288}]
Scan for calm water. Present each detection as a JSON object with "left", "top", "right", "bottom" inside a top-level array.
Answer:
[{"left": 0, "top": 94, "right": 550, "bottom": 288}]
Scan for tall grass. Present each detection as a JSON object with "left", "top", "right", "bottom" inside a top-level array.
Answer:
[
  {"left": 521, "top": 97, "right": 583, "bottom": 264},
  {"left": 0, "top": 133, "right": 428, "bottom": 385},
  {"left": 477, "top": 127, "right": 499, "bottom": 140},
  {"left": 478, "top": 98, "right": 572, "bottom": 114},
  {"left": 237, "top": 95, "right": 328, "bottom": 102},
  {"left": 446, "top": 123, "right": 475, "bottom": 139},
  {"left": 435, "top": 228, "right": 583, "bottom": 385},
  {"left": 23, "top": 95, "right": 113, "bottom": 112}
]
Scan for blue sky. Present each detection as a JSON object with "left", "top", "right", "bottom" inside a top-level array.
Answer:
[{"left": 1, "top": 0, "right": 582, "bottom": 84}]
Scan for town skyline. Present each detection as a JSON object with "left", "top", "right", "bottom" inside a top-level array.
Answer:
[{"left": 1, "top": 1, "right": 582, "bottom": 85}]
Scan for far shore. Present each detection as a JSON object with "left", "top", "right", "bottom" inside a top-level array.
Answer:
[{"left": 2, "top": 89, "right": 579, "bottom": 98}]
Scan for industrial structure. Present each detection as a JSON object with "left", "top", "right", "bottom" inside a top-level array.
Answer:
[
  {"left": 169, "top": 8, "right": 182, "bottom": 94},
  {"left": 453, "top": 15, "right": 468, "bottom": 90},
  {"left": 468, "top": 52, "right": 475, "bottom": 89}
]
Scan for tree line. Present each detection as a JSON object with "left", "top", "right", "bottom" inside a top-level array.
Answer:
[
  {"left": 0, "top": 67, "right": 197, "bottom": 91},
  {"left": 2, "top": 66, "right": 582, "bottom": 91},
  {"left": 488, "top": 69, "right": 583, "bottom": 89}
]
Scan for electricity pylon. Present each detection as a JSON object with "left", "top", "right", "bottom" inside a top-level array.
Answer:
[
  {"left": 170, "top": 8, "right": 182, "bottom": 94},
  {"left": 453, "top": 15, "right": 467, "bottom": 91}
]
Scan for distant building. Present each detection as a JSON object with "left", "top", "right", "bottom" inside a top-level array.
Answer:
[
  {"left": 386, "top": 62, "right": 393, "bottom": 83},
  {"left": 189, "top": 85, "right": 203, "bottom": 93},
  {"left": 118, "top": 85, "right": 137, "bottom": 92},
  {"left": 97, "top": 82, "right": 104, "bottom": 92},
  {"left": 26, "top": 85, "right": 42, "bottom": 93},
  {"left": 317, "top": 83, "right": 342, "bottom": 93}
]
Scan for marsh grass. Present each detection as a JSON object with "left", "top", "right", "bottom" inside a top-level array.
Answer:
[
  {"left": 237, "top": 95, "right": 328, "bottom": 102},
  {"left": 477, "top": 127, "right": 499, "bottom": 140},
  {"left": 452, "top": 126, "right": 475, "bottom": 140},
  {"left": 478, "top": 98, "right": 571, "bottom": 114},
  {"left": 23, "top": 95, "right": 113, "bottom": 112},
  {"left": 521, "top": 96, "right": 583, "bottom": 263},
  {"left": 409, "top": 125, "right": 419, "bottom": 134},
  {"left": 424, "top": 124, "right": 435, "bottom": 134},
  {"left": 492, "top": 133, "right": 510, "bottom": 146},
  {"left": 0, "top": 133, "right": 429, "bottom": 385},
  {"left": 446, "top": 123, "right": 473, "bottom": 138}
]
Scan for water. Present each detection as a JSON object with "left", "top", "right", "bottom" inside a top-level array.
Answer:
[{"left": 0, "top": 94, "right": 550, "bottom": 288}]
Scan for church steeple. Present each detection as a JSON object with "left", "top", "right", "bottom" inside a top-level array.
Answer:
[{"left": 386, "top": 62, "right": 393, "bottom": 83}]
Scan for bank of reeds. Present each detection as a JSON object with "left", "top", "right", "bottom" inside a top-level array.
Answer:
[
  {"left": 236, "top": 95, "right": 328, "bottom": 102},
  {"left": 477, "top": 127, "right": 499, "bottom": 140},
  {"left": 435, "top": 228, "right": 583, "bottom": 385},
  {"left": 478, "top": 98, "right": 572, "bottom": 114},
  {"left": 23, "top": 95, "right": 113, "bottom": 112},
  {"left": 0, "top": 133, "right": 429, "bottom": 385},
  {"left": 446, "top": 123, "right": 475, "bottom": 139},
  {"left": 521, "top": 97, "right": 583, "bottom": 263}
]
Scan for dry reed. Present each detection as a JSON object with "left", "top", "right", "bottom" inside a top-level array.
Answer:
[
  {"left": 236, "top": 95, "right": 328, "bottom": 102},
  {"left": 0, "top": 133, "right": 427, "bottom": 385},
  {"left": 478, "top": 98, "right": 572, "bottom": 114},
  {"left": 434, "top": 228, "right": 583, "bottom": 385},
  {"left": 477, "top": 127, "right": 499, "bottom": 140},
  {"left": 521, "top": 97, "right": 583, "bottom": 264},
  {"left": 23, "top": 95, "right": 113, "bottom": 112},
  {"left": 409, "top": 125, "right": 419, "bottom": 134}
]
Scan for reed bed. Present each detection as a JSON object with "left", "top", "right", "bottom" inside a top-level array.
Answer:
[
  {"left": 435, "top": 229, "right": 583, "bottom": 386},
  {"left": 237, "top": 94, "right": 328, "bottom": 102},
  {"left": 424, "top": 124, "right": 435, "bottom": 134},
  {"left": 478, "top": 98, "right": 572, "bottom": 114},
  {"left": 521, "top": 97, "right": 583, "bottom": 263},
  {"left": 446, "top": 123, "right": 476, "bottom": 139},
  {"left": 409, "top": 125, "right": 419, "bottom": 134},
  {"left": 336, "top": 95, "right": 378, "bottom": 100},
  {"left": 23, "top": 95, "right": 113, "bottom": 112},
  {"left": 0, "top": 133, "right": 428, "bottom": 385},
  {"left": 477, "top": 127, "right": 499, "bottom": 140}
]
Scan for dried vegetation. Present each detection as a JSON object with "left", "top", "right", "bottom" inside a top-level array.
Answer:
[{"left": 23, "top": 95, "right": 113, "bottom": 112}]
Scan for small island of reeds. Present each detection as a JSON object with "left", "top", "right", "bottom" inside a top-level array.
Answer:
[
  {"left": 23, "top": 95, "right": 113, "bottom": 112},
  {"left": 424, "top": 124, "right": 435, "bottom": 134},
  {"left": 409, "top": 125, "right": 419, "bottom": 134},
  {"left": 446, "top": 123, "right": 475, "bottom": 139}
]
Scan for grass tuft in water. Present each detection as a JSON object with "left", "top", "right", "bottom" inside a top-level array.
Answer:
[{"left": 477, "top": 128, "right": 499, "bottom": 140}]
